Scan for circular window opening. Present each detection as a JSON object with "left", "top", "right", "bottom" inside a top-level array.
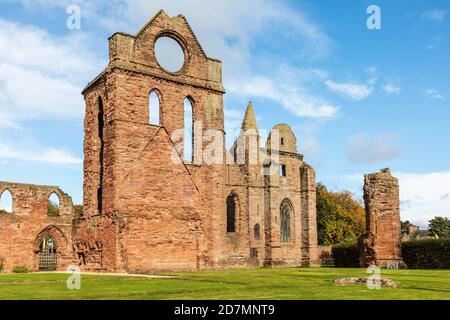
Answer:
[{"left": 154, "top": 36, "right": 185, "bottom": 73}]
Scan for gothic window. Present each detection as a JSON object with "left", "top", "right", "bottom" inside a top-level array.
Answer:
[
  {"left": 149, "top": 90, "right": 160, "bottom": 125},
  {"left": 254, "top": 224, "right": 261, "bottom": 240},
  {"left": 280, "top": 198, "right": 292, "bottom": 242},
  {"left": 226, "top": 193, "right": 236, "bottom": 233},
  {"left": 47, "top": 192, "right": 60, "bottom": 217},
  {"left": 0, "top": 189, "right": 13, "bottom": 214},
  {"left": 184, "top": 97, "right": 193, "bottom": 162}
]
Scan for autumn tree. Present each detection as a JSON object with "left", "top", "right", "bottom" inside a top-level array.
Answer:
[{"left": 316, "top": 183, "right": 365, "bottom": 246}]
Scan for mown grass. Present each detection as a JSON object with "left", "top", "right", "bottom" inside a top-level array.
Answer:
[{"left": 0, "top": 267, "right": 449, "bottom": 300}]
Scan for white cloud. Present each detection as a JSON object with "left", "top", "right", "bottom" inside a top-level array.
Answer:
[
  {"left": 424, "top": 88, "right": 444, "bottom": 100},
  {"left": 8, "top": 0, "right": 335, "bottom": 121},
  {"left": 347, "top": 133, "right": 400, "bottom": 164},
  {"left": 325, "top": 80, "right": 373, "bottom": 101},
  {"left": 0, "top": 114, "right": 20, "bottom": 129},
  {"left": 397, "top": 171, "right": 450, "bottom": 228},
  {"left": 228, "top": 73, "right": 339, "bottom": 119},
  {"left": 0, "top": 18, "right": 102, "bottom": 123},
  {"left": 383, "top": 83, "right": 401, "bottom": 95},
  {"left": 340, "top": 170, "right": 450, "bottom": 229},
  {"left": 422, "top": 9, "right": 447, "bottom": 22},
  {"left": 0, "top": 142, "right": 81, "bottom": 165}
]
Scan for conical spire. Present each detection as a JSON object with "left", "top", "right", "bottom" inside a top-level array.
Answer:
[{"left": 241, "top": 101, "right": 258, "bottom": 134}]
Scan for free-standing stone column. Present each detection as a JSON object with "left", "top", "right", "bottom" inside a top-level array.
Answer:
[{"left": 360, "top": 168, "right": 404, "bottom": 268}]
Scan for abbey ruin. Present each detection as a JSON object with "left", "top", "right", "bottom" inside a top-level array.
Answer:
[{"left": 0, "top": 10, "right": 403, "bottom": 273}]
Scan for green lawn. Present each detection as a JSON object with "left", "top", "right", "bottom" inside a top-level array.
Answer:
[{"left": 0, "top": 267, "right": 449, "bottom": 300}]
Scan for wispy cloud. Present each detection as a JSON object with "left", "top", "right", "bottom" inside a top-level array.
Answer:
[
  {"left": 0, "top": 142, "right": 81, "bottom": 165},
  {"left": 424, "top": 88, "right": 444, "bottom": 99},
  {"left": 422, "top": 9, "right": 448, "bottom": 23},
  {"left": 325, "top": 80, "right": 373, "bottom": 101},
  {"left": 383, "top": 83, "right": 401, "bottom": 95},
  {"left": 0, "top": 18, "right": 102, "bottom": 124},
  {"left": 397, "top": 171, "right": 450, "bottom": 227},
  {"left": 340, "top": 170, "right": 450, "bottom": 228},
  {"left": 8, "top": 0, "right": 335, "bottom": 121},
  {"left": 228, "top": 69, "right": 339, "bottom": 119},
  {"left": 346, "top": 133, "right": 400, "bottom": 164}
]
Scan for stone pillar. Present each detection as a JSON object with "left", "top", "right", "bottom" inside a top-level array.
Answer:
[
  {"left": 360, "top": 168, "right": 404, "bottom": 268},
  {"left": 300, "top": 163, "right": 320, "bottom": 266}
]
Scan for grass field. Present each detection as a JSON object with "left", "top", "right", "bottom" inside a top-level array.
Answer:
[{"left": 0, "top": 267, "right": 449, "bottom": 300}]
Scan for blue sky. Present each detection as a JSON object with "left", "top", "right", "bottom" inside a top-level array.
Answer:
[{"left": 0, "top": 0, "right": 449, "bottom": 227}]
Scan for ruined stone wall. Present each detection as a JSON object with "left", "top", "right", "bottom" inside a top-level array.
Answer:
[
  {"left": 77, "top": 10, "right": 319, "bottom": 272},
  {"left": 0, "top": 182, "right": 74, "bottom": 272},
  {"left": 263, "top": 153, "right": 303, "bottom": 266},
  {"left": 78, "top": 10, "right": 225, "bottom": 272},
  {"left": 360, "top": 168, "right": 404, "bottom": 267},
  {"left": 300, "top": 163, "right": 320, "bottom": 266}
]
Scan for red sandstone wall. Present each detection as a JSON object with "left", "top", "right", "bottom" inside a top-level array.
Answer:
[
  {"left": 0, "top": 182, "right": 74, "bottom": 272},
  {"left": 361, "top": 169, "right": 403, "bottom": 267}
]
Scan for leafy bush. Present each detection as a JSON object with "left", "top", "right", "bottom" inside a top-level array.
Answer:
[
  {"left": 12, "top": 265, "right": 29, "bottom": 273},
  {"left": 0, "top": 257, "right": 4, "bottom": 272},
  {"left": 402, "top": 238, "right": 450, "bottom": 269},
  {"left": 332, "top": 240, "right": 360, "bottom": 267}
]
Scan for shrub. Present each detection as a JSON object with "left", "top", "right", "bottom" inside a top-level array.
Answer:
[
  {"left": 402, "top": 238, "right": 450, "bottom": 269},
  {"left": 0, "top": 257, "right": 4, "bottom": 272},
  {"left": 12, "top": 265, "right": 29, "bottom": 273},
  {"left": 332, "top": 240, "right": 360, "bottom": 267}
]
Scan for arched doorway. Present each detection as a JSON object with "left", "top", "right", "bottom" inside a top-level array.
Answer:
[{"left": 38, "top": 236, "right": 57, "bottom": 271}]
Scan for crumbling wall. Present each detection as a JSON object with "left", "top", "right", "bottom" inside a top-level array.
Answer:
[
  {"left": 360, "top": 169, "right": 404, "bottom": 268},
  {"left": 0, "top": 181, "right": 74, "bottom": 272}
]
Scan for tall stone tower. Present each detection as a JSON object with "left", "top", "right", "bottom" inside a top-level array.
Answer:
[
  {"left": 75, "top": 10, "right": 226, "bottom": 272},
  {"left": 360, "top": 168, "right": 404, "bottom": 268}
]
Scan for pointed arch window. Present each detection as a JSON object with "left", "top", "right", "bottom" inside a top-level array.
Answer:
[
  {"left": 226, "top": 193, "right": 236, "bottom": 233},
  {"left": 0, "top": 189, "right": 13, "bottom": 214},
  {"left": 280, "top": 199, "right": 292, "bottom": 242},
  {"left": 149, "top": 90, "right": 160, "bottom": 125},
  {"left": 183, "top": 97, "right": 193, "bottom": 162},
  {"left": 47, "top": 192, "right": 60, "bottom": 217}
]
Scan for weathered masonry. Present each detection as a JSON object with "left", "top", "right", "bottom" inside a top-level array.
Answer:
[
  {"left": 75, "top": 10, "right": 320, "bottom": 272},
  {"left": 360, "top": 168, "right": 405, "bottom": 268},
  {"left": 0, "top": 10, "right": 320, "bottom": 273},
  {"left": 0, "top": 181, "right": 74, "bottom": 272}
]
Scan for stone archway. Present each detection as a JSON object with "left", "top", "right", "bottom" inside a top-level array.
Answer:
[{"left": 34, "top": 226, "right": 69, "bottom": 271}]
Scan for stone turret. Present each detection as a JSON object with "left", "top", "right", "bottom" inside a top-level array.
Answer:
[
  {"left": 233, "top": 102, "right": 260, "bottom": 166},
  {"left": 241, "top": 101, "right": 258, "bottom": 134}
]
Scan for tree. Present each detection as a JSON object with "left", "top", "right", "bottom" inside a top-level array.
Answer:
[
  {"left": 47, "top": 200, "right": 60, "bottom": 217},
  {"left": 316, "top": 183, "right": 365, "bottom": 246},
  {"left": 428, "top": 216, "right": 450, "bottom": 238}
]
